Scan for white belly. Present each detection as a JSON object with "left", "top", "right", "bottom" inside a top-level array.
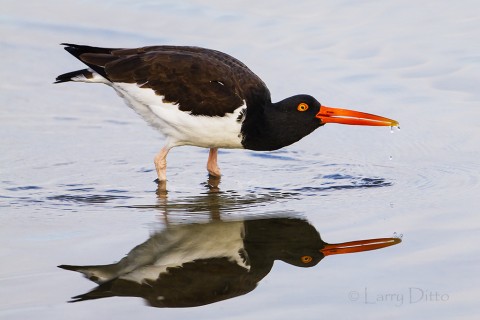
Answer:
[{"left": 111, "top": 82, "right": 245, "bottom": 149}]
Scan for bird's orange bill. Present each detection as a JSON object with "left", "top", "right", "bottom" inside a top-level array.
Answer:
[
  {"left": 316, "top": 106, "right": 399, "bottom": 127},
  {"left": 320, "top": 237, "right": 401, "bottom": 256}
]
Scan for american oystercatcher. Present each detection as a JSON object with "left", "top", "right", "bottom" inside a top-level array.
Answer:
[
  {"left": 56, "top": 44, "right": 399, "bottom": 181},
  {"left": 59, "top": 217, "right": 401, "bottom": 307}
]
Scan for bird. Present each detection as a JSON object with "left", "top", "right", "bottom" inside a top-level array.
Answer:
[
  {"left": 56, "top": 43, "right": 399, "bottom": 181},
  {"left": 58, "top": 216, "right": 401, "bottom": 307}
]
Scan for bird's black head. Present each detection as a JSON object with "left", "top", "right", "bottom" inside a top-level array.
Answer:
[
  {"left": 268, "top": 94, "right": 325, "bottom": 149},
  {"left": 241, "top": 94, "right": 323, "bottom": 151},
  {"left": 275, "top": 94, "right": 324, "bottom": 127}
]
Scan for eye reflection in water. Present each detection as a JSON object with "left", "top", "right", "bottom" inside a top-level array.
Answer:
[{"left": 59, "top": 180, "right": 401, "bottom": 308}]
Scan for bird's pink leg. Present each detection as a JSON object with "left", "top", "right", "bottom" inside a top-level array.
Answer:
[
  {"left": 207, "top": 148, "right": 221, "bottom": 177},
  {"left": 154, "top": 146, "right": 171, "bottom": 181}
]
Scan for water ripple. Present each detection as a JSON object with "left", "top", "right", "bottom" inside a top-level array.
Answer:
[{"left": 46, "top": 194, "right": 132, "bottom": 204}]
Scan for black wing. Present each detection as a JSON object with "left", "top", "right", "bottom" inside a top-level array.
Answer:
[{"left": 61, "top": 43, "right": 271, "bottom": 117}]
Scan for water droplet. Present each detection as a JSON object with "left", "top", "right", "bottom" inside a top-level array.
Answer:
[
  {"left": 393, "top": 232, "right": 403, "bottom": 239},
  {"left": 389, "top": 155, "right": 393, "bottom": 160},
  {"left": 390, "top": 125, "right": 401, "bottom": 133}
]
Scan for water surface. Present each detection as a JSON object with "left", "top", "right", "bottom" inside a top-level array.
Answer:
[{"left": 1, "top": 1, "right": 480, "bottom": 319}]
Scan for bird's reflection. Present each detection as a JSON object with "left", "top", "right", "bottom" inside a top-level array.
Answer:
[{"left": 59, "top": 202, "right": 401, "bottom": 307}]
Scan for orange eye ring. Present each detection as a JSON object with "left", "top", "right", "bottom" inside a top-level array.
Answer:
[
  {"left": 301, "top": 255, "right": 313, "bottom": 263},
  {"left": 297, "top": 103, "right": 309, "bottom": 112}
]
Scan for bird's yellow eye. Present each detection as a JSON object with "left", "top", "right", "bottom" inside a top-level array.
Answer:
[
  {"left": 297, "top": 103, "right": 309, "bottom": 112},
  {"left": 301, "top": 255, "right": 313, "bottom": 263}
]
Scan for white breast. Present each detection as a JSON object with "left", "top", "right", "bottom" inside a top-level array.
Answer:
[{"left": 110, "top": 82, "right": 245, "bottom": 149}]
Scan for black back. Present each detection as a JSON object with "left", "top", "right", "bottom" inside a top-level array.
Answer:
[{"left": 61, "top": 43, "right": 271, "bottom": 117}]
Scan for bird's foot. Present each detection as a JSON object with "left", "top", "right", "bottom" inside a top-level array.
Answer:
[
  {"left": 207, "top": 166, "right": 222, "bottom": 178},
  {"left": 207, "top": 148, "right": 221, "bottom": 178},
  {"left": 154, "top": 179, "right": 167, "bottom": 199},
  {"left": 155, "top": 172, "right": 167, "bottom": 183},
  {"left": 207, "top": 174, "right": 221, "bottom": 192}
]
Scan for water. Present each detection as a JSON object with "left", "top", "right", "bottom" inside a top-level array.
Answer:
[{"left": 2, "top": 1, "right": 480, "bottom": 319}]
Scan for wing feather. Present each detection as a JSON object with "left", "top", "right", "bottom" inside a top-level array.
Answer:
[{"left": 62, "top": 44, "right": 271, "bottom": 117}]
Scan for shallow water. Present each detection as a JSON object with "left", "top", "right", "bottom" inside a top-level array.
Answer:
[{"left": 1, "top": 1, "right": 480, "bottom": 319}]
